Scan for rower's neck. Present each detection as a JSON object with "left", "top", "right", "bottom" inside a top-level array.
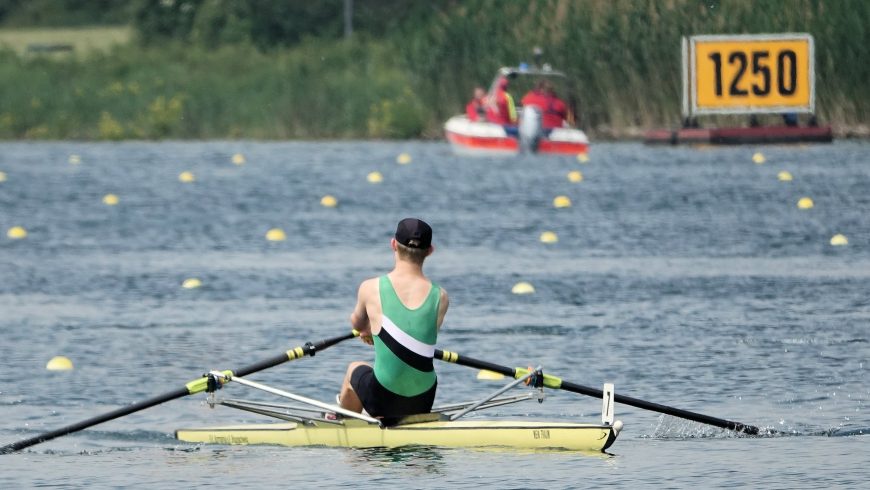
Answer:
[{"left": 391, "top": 258, "right": 425, "bottom": 278}]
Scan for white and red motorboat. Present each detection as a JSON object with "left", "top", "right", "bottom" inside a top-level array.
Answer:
[{"left": 445, "top": 66, "right": 590, "bottom": 157}]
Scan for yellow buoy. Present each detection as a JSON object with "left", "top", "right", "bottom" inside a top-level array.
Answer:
[
  {"left": 46, "top": 356, "right": 74, "bottom": 371},
  {"left": 797, "top": 197, "right": 814, "bottom": 209},
  {"left": 321, "top": 195, "right": 338, "bottom": 208},
  {"left": 0, "top": 171, "right": 7, "bottom": 182},
  {"left": 396, "top": 153, "right": 412, "bottom": 165},
  {"left": 477, "top": 370, "right": 505, "bottom": 380},
  {"left": 266, "top": 228, "right": 287, "bottom": 241},
  {"left": 752, "top": 152, "right": 766, "bottom": 164},
  {"left": 182, "top": 278, "right": 202, "bottom": 289},
  {"left": 567, "top": 170, "right": 583, "bottom": 183},
  {"left": 830, "top": 234, "right": 848, "bottom": 246},
  {"left": 7, "top": 226, "right": 27, "bottom": 239},
  {"left": 511, "top": 282, "right": 536, "bottom": 294},
  {"left": 777, "top": 170, "right": 793, "bottom": 182},
  {"left": 540, "top": 231, "right": 559, "bottom": 244},
  {"left": 367, "top": 171, "right": 383, "bottom": 183},
  {"left": 102, "top": 194, "right": 119, "bottom": 206},
  {"left": 577, "top": 152, "right": 590, "bottom": 163},
  {"left": 68, "top": 154, "right": 81, "bottom": 165},
  {"left": 178, "top": 171, "right": 195, "bottom": 183},
  {"left": 553, "top": 195, "right": 572, "bottom": 208},
  {"left": 232, "top": 153, "right": 246, "bottom": 165}
]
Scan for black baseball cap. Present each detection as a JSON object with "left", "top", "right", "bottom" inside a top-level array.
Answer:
[{"left": 395, "top": 218, "right": 432, "bottom": 249}]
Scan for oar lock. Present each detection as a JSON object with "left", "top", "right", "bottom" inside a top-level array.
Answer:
[
  {"left": 523, "top": 366, "right": 546, "bottom": 403},
  {"left": 205, "top": 371, "right": 232, "bottom": 408},
  {"left": 304, "top": 342, "right": 316, "bottom": 356}
]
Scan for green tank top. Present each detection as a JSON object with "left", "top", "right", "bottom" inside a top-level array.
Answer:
[{"left": 373, "top": 275, "right": 440, "bottom": 397}]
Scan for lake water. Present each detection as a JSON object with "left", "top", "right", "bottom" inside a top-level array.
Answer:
[{"left": 1, "top": 140, "right": 868, "bottom": 488}]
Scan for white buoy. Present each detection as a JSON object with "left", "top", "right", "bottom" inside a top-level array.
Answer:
[
  {"left": 777, "top": 170, "right": 793, "bottom": 182},
  {"left": 752, "top": 152, "right": 766, "bottom": 164},
  {"left": 0, "top": 171, "right": 7, "bottom": 182},
  {"left": 567, "top": 170, "right": 583, "bottom": 183},
  {"left": 232, "top": 153, "right": 246, "bottom": 165},
  {"left": 68, "top": 154, "right": 81, "bottom": 165},
  {"left": 577, "top": 153, "right": 589, "bottom": 163}
]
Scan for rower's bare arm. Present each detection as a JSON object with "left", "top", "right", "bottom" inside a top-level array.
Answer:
[
  {"left": 436, "top": 288, "right": 449, "bottom": 330},
  {"left": 350, "top": 279, "right": 375, "bottom": 344}
]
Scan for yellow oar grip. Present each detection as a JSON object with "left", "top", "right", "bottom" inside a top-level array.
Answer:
[
  {"left": 285, "top": 346, "right": 306, "bottom": 360},
  {"left": 440, "top": 350, "right": 459, "bottom": 363},
  {"left": 185, "top": 370, "right": 234, "bottom": 394},
  {"left": 515, "top": 367, "right": 563, "bottom": 389}
]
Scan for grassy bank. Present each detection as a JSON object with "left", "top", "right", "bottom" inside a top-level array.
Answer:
[
  {"left": 0, "top": 0, "right": 867, "bottom": 140},
  {"left": 0, "top": 39, "right": 424, "bottom": 139},
  {"left": 0, "top": 26, "right": 131, "bottom": 56}
]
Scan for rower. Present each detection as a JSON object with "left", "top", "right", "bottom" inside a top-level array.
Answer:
[{"left": 338, "top": 218, "right": 450, "bottom": 425}]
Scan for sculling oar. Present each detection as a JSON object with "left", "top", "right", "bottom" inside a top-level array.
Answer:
[
  {"left": 436, "top": 349, "right": 766, "bottom": 435},
  {"left": 1, "top": 330, "right": 359, "bottom": 454}
]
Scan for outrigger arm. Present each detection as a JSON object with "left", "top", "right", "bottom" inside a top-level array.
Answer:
[{"left": 207, "top": 371, "right": 381, "bottom": 425}]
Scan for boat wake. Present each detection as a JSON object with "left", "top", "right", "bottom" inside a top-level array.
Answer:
[{"left": 643, "top": 415, "right": 869, "bottom": 439}]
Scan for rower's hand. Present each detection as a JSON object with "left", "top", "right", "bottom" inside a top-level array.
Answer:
[{"left": 360, "top": 334, "right": 374, "bottom": 345}]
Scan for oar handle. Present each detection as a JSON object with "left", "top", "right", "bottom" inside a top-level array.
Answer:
[
  {"left": 435, "top": 349, "right": 764, "bottom": 436},
  {"left": 1, "top": 331, "right": 359, "bottom": 454},
  {"left": 234, "top": 330, "right": 358, "bottom": 378}
]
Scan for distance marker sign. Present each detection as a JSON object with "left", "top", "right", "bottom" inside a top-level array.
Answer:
[{"left": 686, "top": 34, "right": 814, "bottom": 115}]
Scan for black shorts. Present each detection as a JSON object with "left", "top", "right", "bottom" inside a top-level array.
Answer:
[{"left": 350, "top": 365, "right": 436, "bottom": 424}]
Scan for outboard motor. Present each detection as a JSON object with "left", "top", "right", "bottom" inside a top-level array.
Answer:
[{"left": 518, "top": 106, "right": 543, "bottom": 153}]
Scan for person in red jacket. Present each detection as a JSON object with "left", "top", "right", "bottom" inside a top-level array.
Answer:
[
  {"left": 485, "top": 76, "right": 517, "bottom": 126},
  {"left": 465, "top": 87, "right": 487, "bottom": 121},
  {"left": 521, "top": 80, "right": 567, "bottom": 129}
]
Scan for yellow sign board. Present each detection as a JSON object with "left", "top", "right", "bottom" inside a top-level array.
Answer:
[{"left": 686, "top": 34, "right": 814, "bottom": 115}]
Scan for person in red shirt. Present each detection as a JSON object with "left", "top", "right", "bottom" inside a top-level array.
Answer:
[
  {"left": 521, "top": 80, "right": 567, "bottom": 129},
  {"left": 465, "top": 87, "right": 487, "bottom": 121},
  {"left": 485, "top": 77, "right": 517, "bottom": 126}
]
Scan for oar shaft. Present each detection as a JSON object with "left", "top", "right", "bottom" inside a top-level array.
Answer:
[
  {"left": 558, "top": 381, "right": 761, "bottom": 435},
  {"left": 1, "top": 331, "right": 358, "bottom": 454},
  {"left": 435, "top": 349, "right": 762, "bottom": 435},
  {"left": 233, "top": 332, "right": 356, "bottom": 378},
  {"left": 0, "top": 387, "right": 189, "bottom": 454}
]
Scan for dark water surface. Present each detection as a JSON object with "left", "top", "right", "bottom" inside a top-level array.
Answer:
[{"left": 1, "top": 141, "right": 868, "bottom": 488}]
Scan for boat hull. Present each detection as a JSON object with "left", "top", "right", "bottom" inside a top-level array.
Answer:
[
  {"left": 176, "top": 419, "right": 618, "bottom": 452},
  {"left": 444, "top": 116, "right": 589, "bottom": 157}
]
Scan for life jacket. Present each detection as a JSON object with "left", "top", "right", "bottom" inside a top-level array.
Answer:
[
  {"left": 522, "top": 90, "right": 565, "bottom": 129},
  {"left": 466, "top": 99, "right": 486, "bottom": 121},
  {"left": 486, "top": 89, "right": 516, "bottom": 125}
]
